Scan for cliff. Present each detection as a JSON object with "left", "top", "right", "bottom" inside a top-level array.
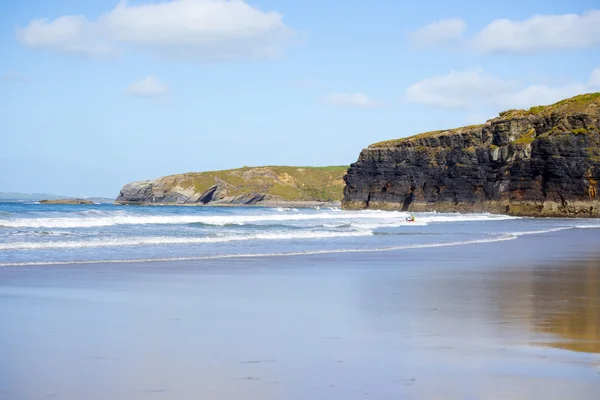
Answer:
[
  {"left": 116, "top": 166, "right": 347, "bottom": 206},
  {"left": 343, "top": 93, "right": 600, "bottom": 217}
]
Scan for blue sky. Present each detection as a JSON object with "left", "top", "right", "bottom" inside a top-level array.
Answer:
[{"left": 1, "top": 0, "right": 599, "bottom": 197}]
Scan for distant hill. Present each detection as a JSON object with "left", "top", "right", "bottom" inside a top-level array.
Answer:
[
  {"left": 0, "top": 192, "right": 68, "bottom": 201},
  {"left": 0, "top": 192, "right": 114, "bottom": 203},
  {"left": 116, "top": 166, "right": 348, "bottom": 206}
]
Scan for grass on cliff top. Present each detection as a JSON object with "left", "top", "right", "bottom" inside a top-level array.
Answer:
[
  {"left": 169, "top": 165, "right": 348, "bottom": 202},
  {"left": 499, "top": 92, "right": 600, "bottom": 119},
  {"left": 369, "top": 124, "right": 484, "bottom": 148},
  {"left": 367, "top": 92, "right": 600, "bottom": 149}
]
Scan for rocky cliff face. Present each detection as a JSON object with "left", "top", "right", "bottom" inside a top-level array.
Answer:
[
  {"left": 116, "top": 166, "right": 346, "bottom": 206},
  {"left": 343, "top": 93, "right": 600, "bottom": 217}
]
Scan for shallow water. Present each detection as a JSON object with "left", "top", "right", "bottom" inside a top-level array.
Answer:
[
  {"left": 1, "top": 202, "right": 600, "bottom": 266},
  {"left": 1, "top": 228, "right": 599, "bottom": 400}
]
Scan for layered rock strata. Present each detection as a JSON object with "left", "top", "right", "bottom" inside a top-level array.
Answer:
[{"left": 343, "top": 93, "right": 600, "bottom": 217}]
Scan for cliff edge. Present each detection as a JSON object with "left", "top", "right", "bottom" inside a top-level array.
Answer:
[
  {"left": 343, "top": 93, "right": 600, "bottom": 217},
  {"left": 116, "top": 166, "right": 346, "bottom": 207}
]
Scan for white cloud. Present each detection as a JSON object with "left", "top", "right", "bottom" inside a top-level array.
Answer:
[
  {"left": 464, "top": 113, "right": 490, "bottom": 125},
  {"left": 17, "top": 15, "right": 112, "bottom": 57},
  {"left": 405, "top": 68, "right": 599, "bottom": 111},
  {"left": 126, "top": 76, "right": 169, "bottom": 97},
  {"left": 324, "top": 93, "right": 383, "bottom": 108},
  {"left": 410, "top": 18, "right": 467, "bottom": 47},
  {"left": 494, "top": 83, "right": 587, "bottom": 109},
  {"left": 590, "top": 68, "right": 600, "bottom": 89},
  {"left": 405, "top": 69, "right": 512, "bottom": 109},
  {"left": 473, "top": 10, "right": 600, "bottom": 53},
  {"left": 17, "top": 0, "right": 294, "bottom": 60}
]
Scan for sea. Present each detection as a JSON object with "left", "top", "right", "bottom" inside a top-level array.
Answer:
[
  {"left": 3, "top": 200, "right": 600, "bottom": 399},
  {"left": 2, "top": 201, "right": 600, "bottom": 266}
]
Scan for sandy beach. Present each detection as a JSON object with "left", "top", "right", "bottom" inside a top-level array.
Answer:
[{"left": 1, "top": 228, "right": 599, "bottom": 400}]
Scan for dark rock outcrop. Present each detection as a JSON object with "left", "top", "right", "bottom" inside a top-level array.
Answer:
[
  {"left": 343, "top": 93, "right": 600, "bottom": 217},
  {"left": 39, "top": 199, "right": 94, "bottom": 205}
]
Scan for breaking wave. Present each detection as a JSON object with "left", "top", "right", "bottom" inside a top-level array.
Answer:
[
  {"left": 0, "top": 235, "right": 517, "bottom": 266},
  {"left": 0, "top": 230, "right": 373, "bottom": 251},
  {"left": 0, "top": 210, "right": 517, "bottom": 229}
]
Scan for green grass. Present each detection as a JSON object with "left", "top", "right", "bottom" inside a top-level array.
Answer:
[
  {"left": 300, "top": 165, "right": 348, "bottom": 171},
  {"left": 586, "top": 146, "right": 600, "bottom": 162},
  {"left": 161, "top": 166, "right": 348, "bottom": 202},
  {"left": 367, "top": 92, "right": 600, "bottom": 149},
  {"left": 512, "top": 128, "right": 536, "bottom": 145},
  {"left": 499, "top": 92, "right": 600, "bottom": 119},
  {"left": 369, "top": 124, "right": 483, "bottom": 148}
]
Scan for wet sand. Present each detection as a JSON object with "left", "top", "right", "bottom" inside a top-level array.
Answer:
[{"left": 1, "top": 229, "right": 600, "bottom": 400}]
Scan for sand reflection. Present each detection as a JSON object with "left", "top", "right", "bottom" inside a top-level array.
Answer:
[
  {"left": 480, "top": 256, "right": 600, "bottom": 353},
  {"left": 357, "top": 252, "right": 600, "bottom": 354},
  {"left": 529, "top": 258, "right": 600, "bottom": 353}
]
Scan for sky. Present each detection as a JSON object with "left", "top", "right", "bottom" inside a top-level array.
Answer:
[{"left": 1, "top": 0, "right": 600, "bottom": 197}]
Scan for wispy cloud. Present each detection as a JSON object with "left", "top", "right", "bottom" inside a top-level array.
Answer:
[
  {"left": 410, "top": 18, "right": 467, "bottom": 47},
  {"left": 1, "top": 71, "right": 27, "bottom": 82},
  {"left": 405, "top": 67, "right": 599, "bottom": 110},
  {"left": 405, "top": 69, "right": 512, "bottom": 109},
  {"left": 412, "top": 10, "right": 600, "bottom": 54},
  {"left": 16, "top": 0, "right": 295, "bottom": 61},
  {"left": 590, "top": 68, "right": 600, "bottom": 89},
  {"left": 464, "top": 113, "right": 492, "bottom": 125},
  {"left": 323, "top": 93, "right": 383, "bottom": 108},
  {"left": 473, "top": 10, "right": 600, "bottom": 53},
  {"left": 126, "top": 76, "right": 169, "bottom": 97}
]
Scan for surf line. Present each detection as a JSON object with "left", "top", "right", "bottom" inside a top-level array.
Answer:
[{"left": 0, "top": 235, "right": 517, "bottom": 267}]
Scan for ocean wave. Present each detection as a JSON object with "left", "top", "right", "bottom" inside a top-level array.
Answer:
[
  {"left": 0, "top": 235, "right": 517, "bottom": 266},
  {"left": 0, "top": 210, "right": 515, "bottom": 229},
  {"left": 75, "top": 209, "right": 119, "bottom": 216},
  {"left": 351, "top": 221, "right": 428, "bottom": 229},
  {"left": 416, "top": 214, "right": 517, "bottom": 223},
  {"left": 575, "top": 224, "right": 600, "bottom": 229},
  {"left": 0, "top": 230, "right": 75, "bottom": 237},
  {"left": 506, "top": 227, "right": 573, "bottom": 236},
  {"left": 0, "top": 230, "right": 374, "bottom": 251}
]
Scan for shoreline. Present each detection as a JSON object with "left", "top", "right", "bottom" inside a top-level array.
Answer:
[
  {"left": 2, "top": 223, "right": 599, "bottom": 399},
  {"left": 342, "top": 199, "right": 600, "bottom": 218},
  {"left": 3, "top": 225, "right": 599, "bottom": 268},
  {"left": 115, "top": 199, "right": 600, "bottom": 218},
  {"left": 0, "top": 234, "right": 518, "bottom": 267},
  {"left": 113, "top": 200, "right": 342, "bottom": 209}
]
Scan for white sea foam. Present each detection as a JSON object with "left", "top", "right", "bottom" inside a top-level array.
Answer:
[
  {"left": 416, "top": 214, "right": 517, "bottom": 223},
  {"left": 275, "top": 207, "right": 298, "bottom": 212},
  {"left": 0, "top": 230, "right": 75, "bottom": 237},
  {"left": 352, "top": 221, "right": 428, "bottom": 230},
  {"left": 0, "top": 235, "right": 517, "bottom": 266},
  {"left": 575, "top": 224, "right": 600, "bottom": 229},
  {"left": 508, "top": 227, "right": 573, "bottom": 236},
  {"left": 0, "top": 230, "right": 373, "bottom": 251},
  {"left": 0, "top": 210, "right": 516, "bottom": 229}
]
